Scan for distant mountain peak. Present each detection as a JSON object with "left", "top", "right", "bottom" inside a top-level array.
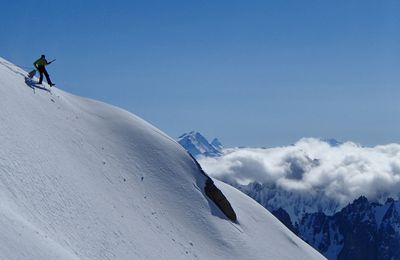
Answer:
[{"left": 178, "top": 131, "right": 222, "bottom": 157}]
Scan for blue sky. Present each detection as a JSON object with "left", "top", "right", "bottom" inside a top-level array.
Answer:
[{"left": 2, "top": 1, "right": 400, "bottom": 147}]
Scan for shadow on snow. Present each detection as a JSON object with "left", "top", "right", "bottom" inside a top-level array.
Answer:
[{"left": 24, "top": 77, "right": 51, "bottom": 93}]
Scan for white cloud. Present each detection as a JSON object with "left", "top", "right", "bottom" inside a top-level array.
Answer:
[{"left": 199, "top": 138, "right": 400, "bottom": 206}]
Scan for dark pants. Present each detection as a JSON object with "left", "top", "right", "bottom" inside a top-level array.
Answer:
[{"left": 37, "top": 65, "right": 53, "bottom": 85}]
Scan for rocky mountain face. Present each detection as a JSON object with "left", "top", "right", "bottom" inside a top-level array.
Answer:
[
  {"left": 229, "top": 177, "right": 400, "bottom": 259},
  {"left": 272, "top": 196, "right": 400, "bottom": 260},
  {"left": 234, "top": 182, "right": 341, "bottom": 224}
]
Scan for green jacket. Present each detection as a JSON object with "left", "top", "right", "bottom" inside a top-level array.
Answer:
[{"left": 33, "top": 57, "right": 48, "bottom": 67}]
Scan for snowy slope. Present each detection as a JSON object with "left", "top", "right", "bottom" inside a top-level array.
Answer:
[{"left": 0, "top": 57, "right": 324, "bottom": 260}]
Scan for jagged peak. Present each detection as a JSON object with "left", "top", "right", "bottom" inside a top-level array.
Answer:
[{"left": 178, "top": 131, "right": 222, "bottom": 157}]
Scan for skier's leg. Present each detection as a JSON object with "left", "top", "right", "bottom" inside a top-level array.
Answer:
[
  {"left": 43, "top": 69, "right": 53, "bottom": 85},
  {"left": 38, "top": 71, "right": 43, "bottom": 84},
  {"left": 37, "top": 66, "right": 45, "bottom": 84}
]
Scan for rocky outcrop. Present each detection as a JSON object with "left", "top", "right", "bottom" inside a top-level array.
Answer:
[
  {"left": 204, "top": 178, "right": 237, "bottom": 222},
  {"left": 189, "top": 153, "right": 237, "bottom": 222}
]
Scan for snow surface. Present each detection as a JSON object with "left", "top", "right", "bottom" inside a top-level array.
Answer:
[{"left": 0, "top": 57, "right": 324, "bottom": 260}]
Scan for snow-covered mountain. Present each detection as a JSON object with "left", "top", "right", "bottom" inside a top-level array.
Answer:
[
  {"left": 296, "top": 196, "right": 400, "bottom": 259},
  {"left": 0, "top": 57, "right": 324, "bottom": 260},
  {"left": 178, "top": 131, "right": 222, "bottom": 157},
  {"left": 179, "top": 133, "right": 400, "bottom": 259},
  {"left": 240, "top": 186, "right": 400, "bottom": 259}
]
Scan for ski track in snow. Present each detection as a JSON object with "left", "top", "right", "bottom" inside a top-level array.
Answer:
[{"left": 0, "top": 57, "right": 325, "bottom": 260}]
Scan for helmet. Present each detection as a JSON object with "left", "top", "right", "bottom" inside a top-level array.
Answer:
[{"left": 41, "top": 54, "right": 45, "bottom": 58}]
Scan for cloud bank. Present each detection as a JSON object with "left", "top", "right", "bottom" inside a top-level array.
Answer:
[{"left": 199, "top": 138, "right": 400, "bottom": 206}]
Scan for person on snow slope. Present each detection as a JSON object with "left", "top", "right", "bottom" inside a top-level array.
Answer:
[{"left": 33, "top": 54, "right": 55, "bottom": 86}]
